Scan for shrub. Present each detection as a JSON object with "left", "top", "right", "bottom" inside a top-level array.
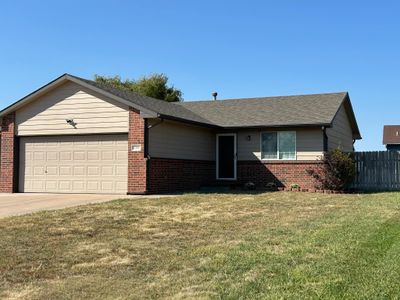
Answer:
[{"left": 308, "top": 149, "right": 355, "bottom": 191}]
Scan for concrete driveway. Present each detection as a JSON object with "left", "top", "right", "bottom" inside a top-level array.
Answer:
[{"left": 0, "top": 193, "right": 154, "bottom": 218}]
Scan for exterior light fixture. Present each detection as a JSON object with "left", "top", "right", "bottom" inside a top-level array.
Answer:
[{"left": 66, "top": 119, "right": 77, "bottom": 128}]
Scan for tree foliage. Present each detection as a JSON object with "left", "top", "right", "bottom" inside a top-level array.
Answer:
[
  {"left": 94, "top": 73, "right": 183, "bottom": 102},
  {"left": 308, "top": 149, "right": 355, "bottom": 191}
]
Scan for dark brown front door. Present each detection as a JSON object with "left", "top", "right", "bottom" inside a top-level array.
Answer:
[{"left": 217, "top": 134, "right": 236, "bottom": 179}]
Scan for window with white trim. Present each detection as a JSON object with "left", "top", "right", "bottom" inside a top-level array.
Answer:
[{"left": 261, "top": 131, "right": 296, "bottom": 160}]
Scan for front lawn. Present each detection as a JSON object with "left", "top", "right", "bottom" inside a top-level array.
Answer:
[{"left": 1, "top": 192, "right": 400, "bottom": 299}]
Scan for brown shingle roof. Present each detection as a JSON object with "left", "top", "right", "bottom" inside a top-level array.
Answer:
[
  {"left": 383, "top": 125, "right": 400, "bottom": 145},
  {"left": 177, "top": 93, "right": 348, "bottom": 128}
]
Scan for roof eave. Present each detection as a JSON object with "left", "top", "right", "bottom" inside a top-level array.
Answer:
[{"left": 158, "top": 114, "right": 220, "bottom": 129}]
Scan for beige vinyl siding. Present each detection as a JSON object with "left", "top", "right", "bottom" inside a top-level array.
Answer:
[
  {"left": 237, "top": 128, "right": 324, "bottom": 161},
  {"left": 296, "top": 129, "right": 324, "bottom": 160},
  {"left": 148, "top": 120, "right": 215, "bottom": 161},
  {"left": 16, "top": 81, "right": 129, "bottom": 136},
  {"left": 326, "top": 104, "right": 354, "bottom": 152}
]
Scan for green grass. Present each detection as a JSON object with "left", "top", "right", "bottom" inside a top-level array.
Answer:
[{"left": 1, "top": 192, "right": 400, "bottom": 299}]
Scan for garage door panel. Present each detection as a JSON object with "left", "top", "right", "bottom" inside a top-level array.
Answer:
[
  {"left": 101, "top": 181, "right": 113, "bottom": 191},
  {"left": 87, "top": 181, "right": 99, "bottom": 191},
  {"left": 73, "top": 151, "right": 86, "bottom": 160},
  {"left": 116, "top": 150, "right": 128, "bottom": 160},
  {"left": 19, "top": 134, "right": 128, "bottom": 194},
  {"left": 73, "top": 166, "right": 86, "bottom": 176},
  {"left": 32, "top": 181, "right": 45, "bottom": 190},
  {"left": 60, "top": 151, "right": 72, "bottom": 161},
  {"left": 59, "top": 181, "right": 71, "bottom": 190},
  {"left": 115, "top": 181, "right": 127, "bottom": 191},
  {"left": 116, "top": 166, "right": 128, "bottom": 176},
  {"left": 102, "top": 151, "right": 114, "bottom": 160},
  {"left": 101, "top": 166, "right": 113, "bottom": 175},
  {"left": 59, "top": 166, "right": 72, "bottom": 175},
  {"left": 46, "top": 166, "right": 58, "bottom": 175},
  {"left": 34, "top": 166, "right": 45, "bottom": 175},
  {"left": 87, "top": 151, "right": 99, "bottom": 160},
  {"left": 88, "top": 166, "right": 100, "bottom": 176},
  {"left": 73, "top": 181, "right": 85, "bottom": 190},
  {"left": 46, "top": 181, "right": 58, "bottom": 190},
  {"left": 47, "top": 152, "right": 58, "bottom": 161},
  {"left": 33, "top": 151, "right": 45, "bottom": 160}
]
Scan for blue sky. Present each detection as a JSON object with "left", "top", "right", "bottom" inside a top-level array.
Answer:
[{"left": 1, "top": 0, "right": 399, "bottom": 150}]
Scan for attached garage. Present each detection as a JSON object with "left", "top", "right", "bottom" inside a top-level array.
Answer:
[
  {"left": 0, "top": 74, "right": 137, "bottom": 194},
  {"left": 19, "top": 134, "right": 128, "bottom": 193}
]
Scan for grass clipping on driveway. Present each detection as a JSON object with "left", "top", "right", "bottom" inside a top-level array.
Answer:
[{"left": 1, "top": 192, "right": 400, "bottom": 299}]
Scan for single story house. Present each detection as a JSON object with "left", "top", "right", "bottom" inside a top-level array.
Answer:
[
  {"left": 383, "top": 125, "right": 400, "bottom": 151},
  {"left": 0, "top": 74, "right": 361, "bottom": 194}
]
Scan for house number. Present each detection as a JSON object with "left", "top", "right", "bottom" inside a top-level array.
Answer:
[{"left": 131, "top": 144, "right": 142, "bottom": 152}]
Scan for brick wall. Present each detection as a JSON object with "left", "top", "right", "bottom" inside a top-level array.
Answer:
[
  {"left": 0, "top": 113, "right": 16, "bottom": 193},
  {"left": 128, "top": 108, "right": 148, "bottom": 194},
  {"left": 148, "top": 158, "right": 215, "bottom": 193},
  {"left": 148, "top": 158, "right": 322, "bottom": 193},
  {"left": 237, "top": 160, "right": 323, "bottom": 190}
]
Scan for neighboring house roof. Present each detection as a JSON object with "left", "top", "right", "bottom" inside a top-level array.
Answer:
[
  {"left": 383, "top": 125, "right": 400, "bottom": 145},
  {"left": 0, "top": 73, "right": 361, "bottom": 139}
]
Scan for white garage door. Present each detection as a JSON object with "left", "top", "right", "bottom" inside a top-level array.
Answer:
[{"left": 19, "top": 134, "right": 128, "bottom": 194}]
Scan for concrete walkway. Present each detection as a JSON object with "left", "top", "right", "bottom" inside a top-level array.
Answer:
[{"left": 0, "top": 193, "right": 168, "bottom": 218}]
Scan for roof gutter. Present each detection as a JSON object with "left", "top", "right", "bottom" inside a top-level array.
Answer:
[{"left": 222, "top": 123, "right": 332, "bottom": 130}]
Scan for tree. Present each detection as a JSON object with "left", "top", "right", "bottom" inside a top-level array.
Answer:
[{"left": 94, "top": 73, "right": 183, "bottom": 102}]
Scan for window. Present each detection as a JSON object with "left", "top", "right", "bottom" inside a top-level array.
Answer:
[{"left": 261, "top": 131, "right": 296, "bottom": 160}]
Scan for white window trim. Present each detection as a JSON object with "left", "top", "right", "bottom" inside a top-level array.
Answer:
[
  {"left": 216, "top": 133, "right": 237, "bottom": 180},
  {"left": 260, "top": 131, "right": 297, "bottom": 161}
]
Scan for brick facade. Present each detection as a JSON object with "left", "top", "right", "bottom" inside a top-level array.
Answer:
[
  {"left": 147, "top": 158, "right": 323, "bottom": 194},
  {"left": 0, "top": 113, "right": 16, "bottom": 193},
  {"left": 237, "top": 160, "right": 323, "bottom": 190},
  {"left": 148, "top": 158, "right": 215, "bottom": 194},
  {"left": 127, "top": 108, "right": 148, "bottom": 194}
]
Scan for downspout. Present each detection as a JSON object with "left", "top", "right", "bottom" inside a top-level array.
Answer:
[
  {"left": 144, "top": 119, "right": 149, "bottom": 194},
  {"left": 322, "top": 126, "right": 328, "bottom": 153}
]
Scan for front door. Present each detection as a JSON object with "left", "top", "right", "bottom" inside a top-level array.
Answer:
[{"left": 216, "top": 134, "right": 237, "bottom": 180}]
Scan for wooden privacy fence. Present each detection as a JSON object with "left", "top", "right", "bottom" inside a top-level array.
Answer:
[{"left": 351, "top": 151, "right": 400, "bottom": 191}]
